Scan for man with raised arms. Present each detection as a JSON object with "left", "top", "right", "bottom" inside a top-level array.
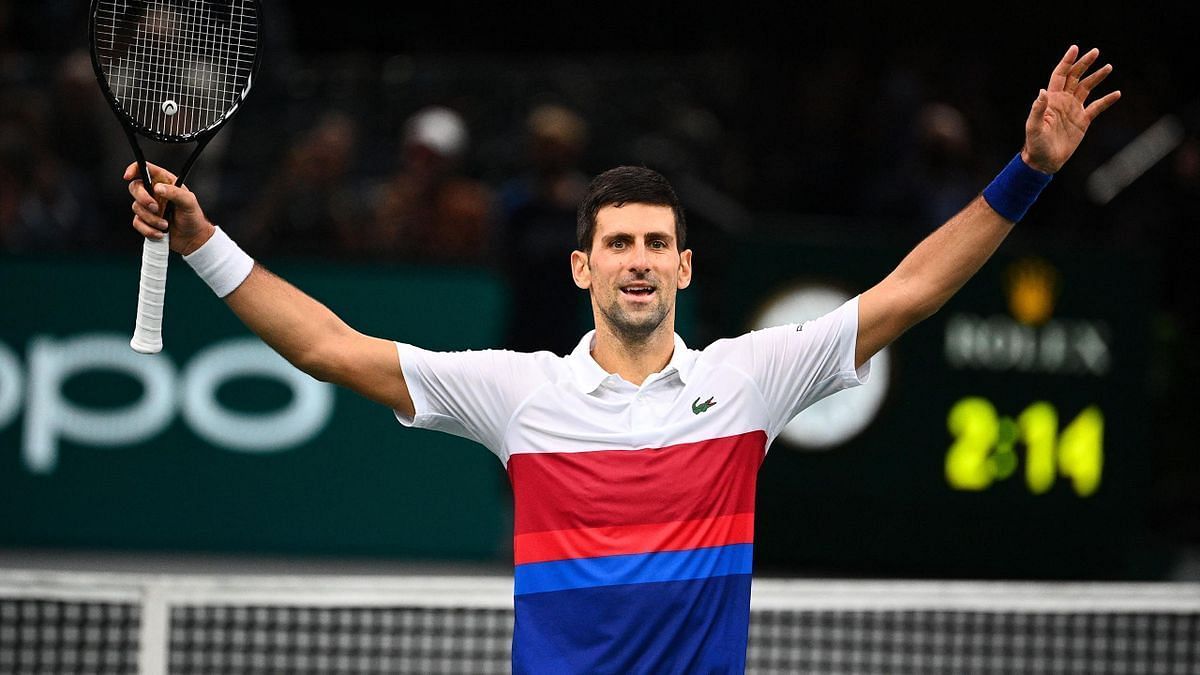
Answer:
[{"left": 126, "top": 46, "right": 1117, "bottom": 673}]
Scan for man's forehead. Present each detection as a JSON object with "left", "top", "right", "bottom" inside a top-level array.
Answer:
[{"left": 594, "top": 203, "right": 676, "bottom": 236}]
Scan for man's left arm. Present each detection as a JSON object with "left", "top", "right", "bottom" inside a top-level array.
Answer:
[{"left": 856, "top": 45, "right": 1121, "bottom": 369}]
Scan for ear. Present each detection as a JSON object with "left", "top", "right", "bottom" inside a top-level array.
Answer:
[
  {"left": 571, "top": 250, "right": 591, "bottom": 289},
  {"left": 677, "top": 249, "right": 693, "bottom": 290}
]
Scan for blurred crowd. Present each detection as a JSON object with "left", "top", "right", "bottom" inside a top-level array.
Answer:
[
  {"left": 3, "top": 9, "right": 1196, "bottom": 249},
  {"left": 2, "top": 4, "right": 1197, "bottom": 345}
]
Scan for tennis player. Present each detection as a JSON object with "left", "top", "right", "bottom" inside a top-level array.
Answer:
[{"left": 126, "top": 46, "right": 1117, "bottom": 673}]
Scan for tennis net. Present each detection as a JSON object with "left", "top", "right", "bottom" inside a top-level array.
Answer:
[{"left": 2, "top": 570, "right": 1197, "bottom": 674}]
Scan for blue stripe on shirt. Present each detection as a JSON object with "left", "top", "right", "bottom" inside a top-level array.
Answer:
[
  {"left": 512, "top": 574, "right": 753, "bottom": 675},
  {"left": 513, "top": 543, "right": 753, "bottom": 596}
]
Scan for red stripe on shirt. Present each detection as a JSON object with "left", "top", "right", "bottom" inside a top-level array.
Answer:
[
  {"left": 508, "top": 430, "right": 766, "bottom": 535},
  {"left": 513, "top": 512, "right": 755, "bottom": 565}
]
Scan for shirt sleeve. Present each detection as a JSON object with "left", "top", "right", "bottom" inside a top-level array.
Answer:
[
  {"left": 723, "top": 296, "right": 872, "bottom": 441},
  {"left": 392, "top": 343, "right": 544, "bottom": 458}
]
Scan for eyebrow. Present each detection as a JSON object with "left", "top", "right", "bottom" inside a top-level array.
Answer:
[{"left": 601, "top": 231, "right": 675, "bottom": 244}]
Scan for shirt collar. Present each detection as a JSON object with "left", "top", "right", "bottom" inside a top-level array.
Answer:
[{"left": 566, "top": 331, "right": 694, "bottom": 394}]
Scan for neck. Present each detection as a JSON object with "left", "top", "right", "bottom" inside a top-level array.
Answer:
[{"left": 589, "top": 319, "right": 676, "bottom": 386}]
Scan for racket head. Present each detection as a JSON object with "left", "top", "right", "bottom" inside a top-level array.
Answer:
[{"left": 89, "top": 0, "right": 262, "bottom": 144}]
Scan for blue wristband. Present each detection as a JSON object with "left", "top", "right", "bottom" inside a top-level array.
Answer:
[{"left": 982, "top": 153, "right": 1053, "bottom": 222}]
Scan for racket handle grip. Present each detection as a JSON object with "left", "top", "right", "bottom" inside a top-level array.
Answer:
[{"left": 130, "top": 233, "right": 170, "bottom": 354}]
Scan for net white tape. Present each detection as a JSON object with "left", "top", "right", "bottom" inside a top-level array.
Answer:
[{"left": 1, "top": 570, "right": 1197, "bottom": 674}]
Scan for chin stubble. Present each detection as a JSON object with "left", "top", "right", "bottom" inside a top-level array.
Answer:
[{"left": 600, "top": 294, "right": 668, "bottom": 344}]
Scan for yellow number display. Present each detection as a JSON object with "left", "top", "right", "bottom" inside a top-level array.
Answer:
[
  {"left": 1058, "top": 406, "right": 1104, "bottom": 496},
  {"left": 945, "top": 397, "right": 1000, "bottom": 490},
  {"left": 946, "top": 398, "right": 1104, "bottom": 496},
  {"left": 1018, "top": 402, "right": 1058, "bottom": 494}
]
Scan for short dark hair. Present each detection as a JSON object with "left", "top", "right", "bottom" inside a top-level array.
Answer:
[{"left": 576, "top": 166, "right": 687, "bottom": 252}]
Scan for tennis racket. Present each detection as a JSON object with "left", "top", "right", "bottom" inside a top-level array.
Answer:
[{"left": 89, "top": 0, "right": 262, "bottom": 353}]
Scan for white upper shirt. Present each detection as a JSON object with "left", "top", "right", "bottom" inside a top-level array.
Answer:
[{"left": 393, "top": 296, "right": 870, "bottom": 464}]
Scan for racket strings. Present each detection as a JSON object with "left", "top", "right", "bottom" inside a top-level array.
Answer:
[{"left": 95, "top": 0, "right": 258, "bottom": 138}]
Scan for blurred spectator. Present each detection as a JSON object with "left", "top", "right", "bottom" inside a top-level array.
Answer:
[
  {"left": 50, "top": 50, "right": 113, "bottom": 180},
  {"left": 366, "top": 106, "right": 494, "bottom": 264},
  {"left": 911, "top": 102, "right": 984, "bottom": 225},
  {"left": 0, "top": 46, "right": 125, "bottom": 253},
  {"left": 240, "top": 111, "right": 361, "bottom": 257},
  {"left": 498, "top": 104, "right": 591, "bottom": 354},
  {"left": 1, "top": 146, "right": 99, "bottom": 253},
  {"left": 0, "top": 88, "right": 100, "bottom": 253},
  {"left": 632, "top": 101, "right": 752, "bottom": 237},
  {"left": 863, "top": 100, "right": 985, "bottom": 229}
]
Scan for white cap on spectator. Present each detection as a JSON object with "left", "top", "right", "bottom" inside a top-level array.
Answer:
[{"left": 404, "top": 106, "right": 468, "bottom": 158}]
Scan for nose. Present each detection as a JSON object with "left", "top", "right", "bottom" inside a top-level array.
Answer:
[{"left": 627, "top": 242, "right": 651, "bottom": 273}]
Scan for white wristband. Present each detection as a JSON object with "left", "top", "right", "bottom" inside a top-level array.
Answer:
[{"left": 183, "top": 226, "right": 254, "bottom": 298}]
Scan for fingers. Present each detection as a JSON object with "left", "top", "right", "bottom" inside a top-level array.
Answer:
[
  {"left": 131, "top": 207, "right": 167, "bottom": 240},
  {"left": 127, "top": 176, "right": 160, "bottom": 215},
  {"left": 1075, "top": 63, "right": 1113, "bottom": 102},
  {"left": 1065, "top": 48, "right": 1100, "bottom": 94},
  {"left": 127, "top": 178, "right": 156, "bottom": 207},
  {"left": 126, "top": 166, "right": 199, "bottom": 242},
  {"left": 1027, "top": 89, "right": 1049, "bottom": 126},
  {"left": 130, "top": 182, "right": 171, "bottom": 241},
  {"left": 1045, "top": 45, "right": 1119, "bottom": 118},
  {"left": 1085, "top": 90, "right": 1122, "bottom": 120},
  {"left": 132, "top": 198, "right": 167, "bottom": 229},
  {"left": 1047, "top": 44, "right": 1079, "bottom": 92},
  {"left": 132, "top": 217, "right": 165, "bottom": 240},
  {"left": 122, "top": 161, "right": 178, "bottom": 185},
  {"left": 152, "top": 182, "right": 199, "bottom": 216},
  {"left": 125, "top": 161, "right": 183, "bottom": 223}
]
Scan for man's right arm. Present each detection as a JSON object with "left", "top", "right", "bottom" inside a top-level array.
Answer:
[{"left": 126, "top": 162, "right": 416, "bottom": 417}]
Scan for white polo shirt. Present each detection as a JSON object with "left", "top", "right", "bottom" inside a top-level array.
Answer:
[{"left": 393, "top": 296, "right": 869, "bottom": 674}]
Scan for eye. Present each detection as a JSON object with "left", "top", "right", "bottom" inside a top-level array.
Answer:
[
  {"left": 610, "top": 239, "right": 626, "bottom": 249},
  {"left": 651, "top": 239, "right": 667, "bottom": 249}
]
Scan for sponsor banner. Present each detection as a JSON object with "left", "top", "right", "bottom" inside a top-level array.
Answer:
[{"left": 0, "top": 255, "right": 511, "bottom": 559}]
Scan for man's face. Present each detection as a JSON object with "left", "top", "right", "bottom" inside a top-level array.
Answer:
[{"left": 571, "top": 203, "right": 692, "bottom": 343}]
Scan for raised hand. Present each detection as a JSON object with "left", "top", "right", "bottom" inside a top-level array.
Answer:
[
  {"left": 125, "top": 162, "right": 215, "bottom": 255},
  {"left": 1021, "top": 45, "right": 1121, "bottom": 174}
]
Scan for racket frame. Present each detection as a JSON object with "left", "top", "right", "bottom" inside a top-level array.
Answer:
[{"left": 88, "top": 0, "right": 262, "bottom": 353}]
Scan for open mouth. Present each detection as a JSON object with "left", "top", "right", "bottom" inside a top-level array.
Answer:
[{"left": 620, "top": 285, "right": 656, "bottom": 298}]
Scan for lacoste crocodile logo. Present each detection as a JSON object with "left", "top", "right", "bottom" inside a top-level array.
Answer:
[{"left": 692, "top": 396, "right": 718, "bottom": 415}]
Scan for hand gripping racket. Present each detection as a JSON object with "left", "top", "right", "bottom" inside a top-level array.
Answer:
[{"left": 89, "top": 0, "right": 261, "bottom": 353}]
